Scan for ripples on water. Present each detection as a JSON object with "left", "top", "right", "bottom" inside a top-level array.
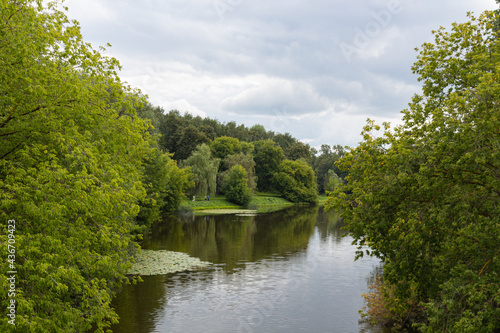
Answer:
[{"left": 111, "top": 206, "right": 383, "bottom": 333}]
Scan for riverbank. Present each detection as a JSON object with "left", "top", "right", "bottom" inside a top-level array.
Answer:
[
  {"left": 180, "top": 193, "right": 328, "bottom": 212},
  {"left": 180, "top": 193, "right": 293, "bottom": 211}
]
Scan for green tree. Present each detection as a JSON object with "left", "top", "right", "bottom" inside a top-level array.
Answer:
[
  {"left": 273, "top": 160, "right": 318, "bottom": 204},
  {"left": 175, "top": 125, "right": 209, "bottom": 160},
  {"left": 221, "top": 153, "right": 257, "bottom": 191},
  {"left": 253, "top": 139, "right": 284, "bottom": 192},
  {"left": 313, "top": 144, "right": 344, "bottom": 193},
  {"left": 273, "top": 132, "right": 296, "bottom": 152},
  {"left": 222, "top": 165, "right": 252, "bottom": 207},
  {"left": 323, "top": 169, "right": 343, "bottom": 193},
  {"left": 0, "top": 1, "right": 153, "bottom": 331},
  {"left": 137, "top": 150, "right": 193, "bottom": 227},
  {"left": 249, "top": 124, "right": 268, "bottom": 141},
  {"left": 210, "top": 136, "right": 241, "bottom": 160},
  {"left": 285, "top": 141, "right": 312, "bottom": 163},
  {"left": 183, "top": 144, "right": 220, "bottom": 197},
  {"left": 327, "top": 11, "right": 500, "bottom": 331},
  {"left": 239, "top": 141, "right": 255, "bottom": 155},
  {"left": 135, "top": 102, "right": 165, "bottom": 136},
  {"left": 224, "top": 121, "right": 250, "bottom": 141},
  {"left": 158, "top": 110, "right": 184, "bottom": 154}
]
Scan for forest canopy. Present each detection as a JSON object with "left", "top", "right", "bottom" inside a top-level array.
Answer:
[
  {"left": 326, "top": 11, "right": 500, "bottom": 332},
  {"left": 134, "top": 105, "right": 343, "bottom": 200},
  {"left": 0, "top": 0, "right": 188, "bottom": 331}
]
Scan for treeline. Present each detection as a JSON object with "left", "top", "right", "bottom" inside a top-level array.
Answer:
[
  {"left": 135, "top": 106, "right": 347, "bottom": 205},
  {"left": 327, "top": 11, "right": 500, "bottom": 332}
]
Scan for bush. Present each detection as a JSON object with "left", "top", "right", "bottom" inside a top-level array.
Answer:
[
  {"left": 273, "top": 160, "right": 318, "bottom": 204},
  {"left": 361, "top": 275, "right": 423, "bottom": 330},
  {"left": 222, "top": 165, "right": 252, "bottom": 207}
]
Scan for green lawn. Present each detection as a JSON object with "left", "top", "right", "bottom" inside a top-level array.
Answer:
[
  {"left": 180, "top": 193, "right": 328, "bottom": 212},
  {"left": 180, "top": 195, "right": 241, "bottom": 210},
  {"left": 318, "top": 194, "right": 328, "bottom": 205}
]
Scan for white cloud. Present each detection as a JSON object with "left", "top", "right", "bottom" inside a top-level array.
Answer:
[{"left": 164, "top": 99, "right": 206, "bottom": 117}]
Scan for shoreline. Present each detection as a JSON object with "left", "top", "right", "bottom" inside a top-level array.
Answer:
[{"left": 180, "top": 194, "right": 328, "bottom": 213}]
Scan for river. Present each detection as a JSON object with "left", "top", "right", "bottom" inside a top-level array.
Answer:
[{"left": 110, "top": 206, "right": 384, "bottom": 333}]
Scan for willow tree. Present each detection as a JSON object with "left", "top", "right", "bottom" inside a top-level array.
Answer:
[
  {"left": 0, "top": 1, "right": 153, "bottom": 332},
  {"left": 327, "top": 11, "right": 500, "bottom": 331},
  {"left": 183, "top": 144, "right": 220, "bottom": 198}
]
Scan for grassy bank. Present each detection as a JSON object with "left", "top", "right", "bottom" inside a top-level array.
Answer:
[
  {"left": 250, "top": 193, "right": 295, "bottom": 207},
  {"left": 180, "top": 193, "right": 294, "bottom": 211},
  {"left": 180, "top": 195, "right": 241, "bottom": 211},
  {"left": 180, "top": 192, "right": 328, "bottom": 213}
]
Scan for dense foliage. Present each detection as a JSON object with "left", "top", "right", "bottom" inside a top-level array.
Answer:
[
  {"left": 146, "top": 107, "right": 326, "bottom": 201},
  {"left": 136, "top": 150, "right": 192, "bottom": 228},
  {"left": 222, "top": 165, "right": 253, "bottom": 207},
  {"left": 323, "top": 169, "right": 343, "bottom": 193},
  {"left": 0, "top": 1, "right": 189, "bottom": 331},
  {"left": 327, "top": 11, "right": 500, "bottom": 331},
  {"left": 273, "top": 160, "right": 318, "bottom": 204},
  {"left": 220, "top": 153, "right": 257, "bottom": 192},
  {"left": 311, "top": 144, "right": 346, "bottom": 193},
  {"left": 253, "top": 139, "right": 285, "bottom": 192},
  {"left": 133, "top": 104, "right": 343, "bottom": 197},
  {"left": 182, "top": 144, "right": 220, "bottom": 198},
  {"left": 0, "top": 0, "right": 349, "bottom": 331}
]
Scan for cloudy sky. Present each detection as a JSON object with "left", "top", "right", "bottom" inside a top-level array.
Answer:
[{"left": 65, "top": 0, "right": 497, "bottom": 148}]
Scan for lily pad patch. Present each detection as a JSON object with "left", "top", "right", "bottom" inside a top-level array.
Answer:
[{"left": 128, "top": 250, "right": 211, "bottom": 276}]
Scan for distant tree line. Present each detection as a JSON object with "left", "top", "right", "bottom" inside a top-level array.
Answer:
[{"left": 135, "top": 106, "right": 348, "bottom": 206}]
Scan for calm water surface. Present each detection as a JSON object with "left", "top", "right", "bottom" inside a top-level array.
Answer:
[{"left": 111, "top": 206, "right": 383, "bottom": 333}]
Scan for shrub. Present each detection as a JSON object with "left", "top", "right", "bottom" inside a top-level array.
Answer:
[{"left": 222, "top": 165, "right": 252, "bottom": 207}]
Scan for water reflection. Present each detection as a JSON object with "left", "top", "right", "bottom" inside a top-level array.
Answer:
[
  {"left": 141, "top": 206, "right": 318, "bottom": 272},
  {"left": 111, "top": 206, "right": 382, "bottom": 333}
]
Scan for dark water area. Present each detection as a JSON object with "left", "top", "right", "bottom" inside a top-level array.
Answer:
[{"left": 110, "top": 206, "right": 385, "bottom": 333}]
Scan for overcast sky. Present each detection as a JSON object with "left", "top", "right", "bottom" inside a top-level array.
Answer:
[{"left": 65, "top": 0, "right": 497, "bottom": 148}]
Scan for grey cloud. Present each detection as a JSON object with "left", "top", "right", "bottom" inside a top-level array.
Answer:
[
  {"left": 66, "top": 0, "right": 498, "bottom": 147},
  {"left": 220, "top": 79, "right": 330, "bottom": 115}
]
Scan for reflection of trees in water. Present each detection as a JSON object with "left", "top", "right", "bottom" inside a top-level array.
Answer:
[
  {"left": 252, "top": 205, "right": 317, "bottom": 259},
  {"left": 111, "top": 274, "right": 169, "bottom": 333},
  {"left": 112, "top": 207, "right": 377, "bottom": 333},
  {"left": 141, "top": 206, "right": 318, "bottom": 272},
  {"left": 112, "top": 268, "right": 226, "bottom": 333},
  {"left": 315, "top": 207, "right": 347, "bottom": 242}
]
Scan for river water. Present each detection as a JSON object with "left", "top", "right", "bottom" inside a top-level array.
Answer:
[{"left": 110, "top": 206, "right": 383, "bottom": 333}]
